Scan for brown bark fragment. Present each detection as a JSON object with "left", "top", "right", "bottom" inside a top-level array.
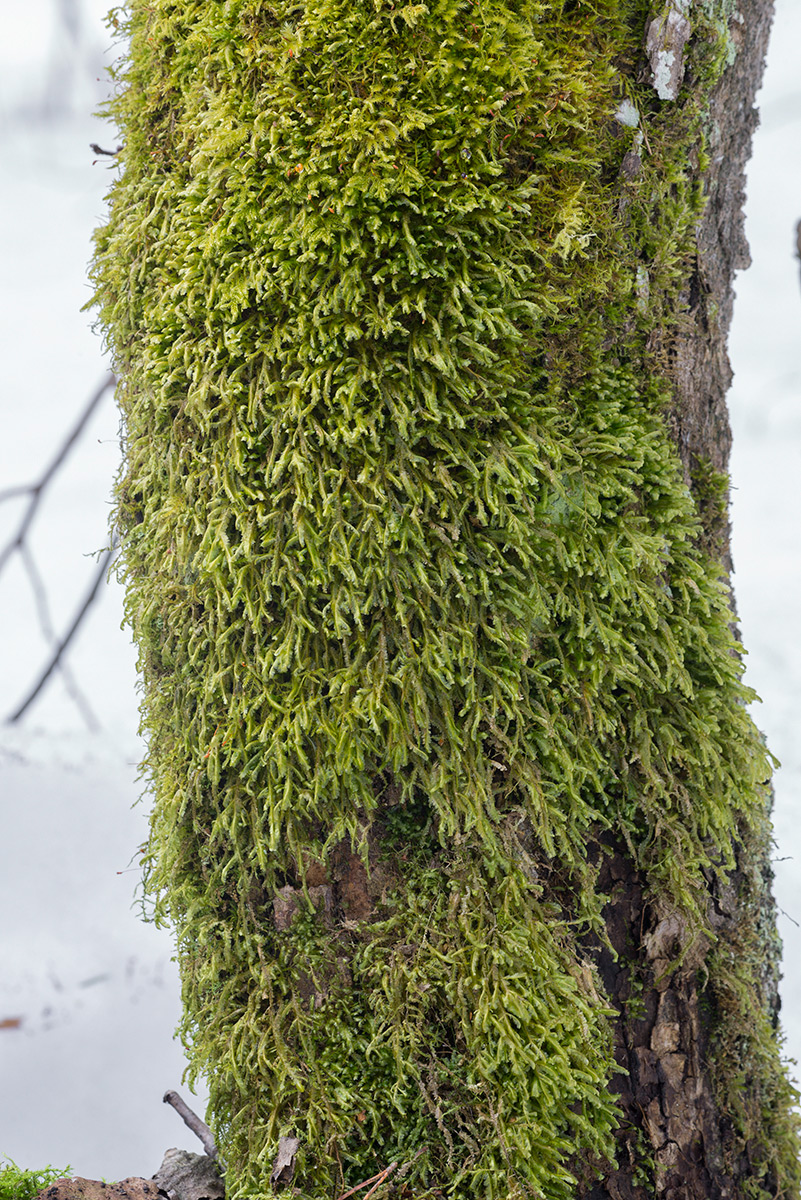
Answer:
[
  {"left": 273, "top": 882, "right": 333, "bottom": 930},
  {"left": 330, "top": 842, "right": 373, "bottom": 922},
  {"left": 270, "top": 1135, "right": 300, "bottom": 1189},
  {"left": 35, "top": 1182, "right": 161, "bottom": 1200}
]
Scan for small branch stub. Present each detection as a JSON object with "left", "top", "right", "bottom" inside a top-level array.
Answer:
[
  {"left": 163, "top": 1090, "right": 218, "bottom": 1160},
  {"left": 336, "top": 1161, "right": 399, "bottom": 1200}
]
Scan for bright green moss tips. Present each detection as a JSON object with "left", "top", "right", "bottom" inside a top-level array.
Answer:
[
  {"left": 0, "top": 1160, "right": 71, "bottom": 1200},
  {"left": 92, "top": 0, "right": 799, "bottom": 1196}
]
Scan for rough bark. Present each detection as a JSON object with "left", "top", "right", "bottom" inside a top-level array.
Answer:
[
  {"left": 667, "top": 0, "right": 774, "bottom": 553},
  {"left": 588, "top": 5, "right": 790, "bottom": 1196}
]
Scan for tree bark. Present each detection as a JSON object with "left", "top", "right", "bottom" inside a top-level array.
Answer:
[
  {"left": 665, "top": 0, "right": 774, "bottom": 563},
  {"left": 91, "top": 1, "right": 799, "bottom": 1197},
  {"left": 597, "top": 4, "right": 793, "bottom": 1197}
]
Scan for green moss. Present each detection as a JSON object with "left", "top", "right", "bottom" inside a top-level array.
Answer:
[
  {"left": 91, "top": 0, "right": 799, "bottom": 1196},
  {"left": 629, "top": 1127, "right": 657, "bottom": 1193},
  {"left": 706, "top": 808, "right": 801, "bottom": 1196},
  {"left": 690, "top": 456, "right": 730, "bottom": 557},
  {"left": 0, "top": 1159, "right": 71, "bottom": 1200}
]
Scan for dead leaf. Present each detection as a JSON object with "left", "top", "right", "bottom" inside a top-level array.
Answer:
[{"left": 270, "top": 1136, "right": 300, "bottom": 1189}]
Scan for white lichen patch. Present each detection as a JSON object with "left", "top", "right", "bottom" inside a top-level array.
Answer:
[
  {"left": 646, "top": 3, "right": 692, "bottom": 101},
  {"left": 636, "top": 264, "right": 650, "bottom": 313},
  {"left": 615, "top": 98, "right": 641, "bottom": 128}
]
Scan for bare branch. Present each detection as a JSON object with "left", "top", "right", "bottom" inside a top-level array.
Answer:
[
  {"left": 0, "top": 372, "right": 115, "bottom": 576},
  {"left": 1, "top": 373, "right": 116, "bottom": 725},
  {"left": 7, "top": 533, "right": 118, "bottom": 724},
  {"left": 163, "top": 1090, "right": 219, "bottom": 1159},
  {"left": 18, "top": 540, "right": 100, "bottom": 730},
  {"left": 19, "top": 540, "right": 56, "bottom": 641},
  {"left": 0, "top": 484, "right": 35, "bottom": 503}
]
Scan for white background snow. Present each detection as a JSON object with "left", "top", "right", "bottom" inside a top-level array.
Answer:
[{"left": 0, "top": 0, "right": 799, "bottom": 1182}]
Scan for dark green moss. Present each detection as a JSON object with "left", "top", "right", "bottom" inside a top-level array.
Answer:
[{"left": 691, "top": 456, "right": 730, "bottom": 557}]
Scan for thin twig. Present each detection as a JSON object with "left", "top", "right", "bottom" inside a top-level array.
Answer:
[
  {"left": 163, "top": 1089, "right": 219, "bottom": 1159},
  {"left": 7, "top": 534, "right": 118, "bottom": 724},
  {"left": 0, "top": 484, "right": 34, "bottom": 503},
  {"left": 363, "top": 1164, "right": 398, "bottom": 1200},
  {"left": 336, "top": 1162, "right": 398, "bottom": 1200},
  {"left": 0, "top": 373, "right": 115, "bottom": 575},
  {"left": 1, "top": 374, "right": 117, "bottom": 725},
  {"left": 18, "top": 540, "right": 100, "bottom": 730}
]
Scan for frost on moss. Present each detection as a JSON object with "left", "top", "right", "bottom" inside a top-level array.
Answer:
[{"left": 91, "top": 1, "right": 799, "bottom": 1197}]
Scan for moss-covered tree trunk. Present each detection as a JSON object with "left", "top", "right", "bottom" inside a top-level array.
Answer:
[{"left": 92, "top": 1, "right": 799, "bottom": 1197}]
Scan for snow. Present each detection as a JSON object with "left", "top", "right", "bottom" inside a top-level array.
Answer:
[
  {"left": 0, "top": 731, "right": 195, "bottom": 1179},
  {"left": 0, "top": 6, "right": 208, "bottom": 1175},
  {"left": 728, "top": 0, "right": 801, "bottom": 1069},
  {"left": 0, "top": 0, "right": 799, "bottom": 1180}
]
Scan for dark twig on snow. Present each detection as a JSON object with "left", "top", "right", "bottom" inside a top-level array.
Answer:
[
  {"left": 163, "top": 1089, "right": 219, "bottom": 1160},
  {"left": 17, "top": 538, "right": 99, "bottom": 730},
  {"left": 1, "top": 373, "right": 116, "bottom": 726},
  {"left": 0, "top": 372, "right": 114, "bottom": 571},
  {"left": 8, "top": 532, "right": 119, "bottom": 724}
]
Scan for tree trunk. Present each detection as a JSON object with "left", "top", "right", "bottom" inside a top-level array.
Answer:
[{"left": 91, "top": 1, "right": 799, "bottom": 1197}]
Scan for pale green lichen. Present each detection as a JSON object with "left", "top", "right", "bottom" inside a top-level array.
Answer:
[{"left": 91, "top": 0, "right": 800, "bottom": 1196}]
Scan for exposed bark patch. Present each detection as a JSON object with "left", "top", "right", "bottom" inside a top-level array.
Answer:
[
  {"left": 646, "top": 3, "right": 692, "bottom": 101},
  {"left": 574, "top": 828, "right": 789, "bottom": 1199},
  {"left": 663, "top": 0, "right": 774, "bottom": 564},
  {"left": 330, "top": 840, "right": 374, "bottom": 922},
  {"left": 579, "top": 845, "right": 737, "bottom": 1200},
  {"left": 273, "top": 882, "right": 333, "bottom": 931},
  {"left": 272, "top": 814, "right": 407, "bottom": 936}
]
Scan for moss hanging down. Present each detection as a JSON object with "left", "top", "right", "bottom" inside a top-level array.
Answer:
[{"left": 91, "top": 0, "right": 799, "bottom": 1196}]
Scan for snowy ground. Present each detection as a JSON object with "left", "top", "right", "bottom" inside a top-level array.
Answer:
[
  {"left": 0, "top": 4, "right": 208, "bottom": 1178},
  {"left": 727, "top": 0, "right": 801, "bottom": 1074},
  {"left": 0, "top": 0, "right": 800, "bottom": 1182},
  {"left": 0, "top": 112, "right": 207, "bottom": 1173}
]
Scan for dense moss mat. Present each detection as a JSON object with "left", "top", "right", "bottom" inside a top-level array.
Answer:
[{"left": 92, "top": 0, "right": 799, "bottom": 1196}]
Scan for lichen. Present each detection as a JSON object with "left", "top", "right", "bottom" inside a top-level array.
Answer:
[{"left": 90, "top": 1, "right": 800, "bottom": 1196}]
